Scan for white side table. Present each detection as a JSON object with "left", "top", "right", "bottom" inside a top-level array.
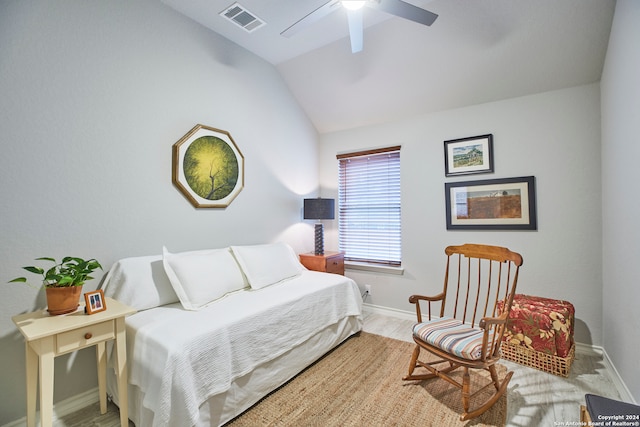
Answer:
[{"left": 12, "top": 297, "right": 136, "bottom": 427}]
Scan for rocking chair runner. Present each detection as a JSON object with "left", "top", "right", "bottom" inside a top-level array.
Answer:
[{"left": 403, "top": 243, "right": 523, "bottom": 421}]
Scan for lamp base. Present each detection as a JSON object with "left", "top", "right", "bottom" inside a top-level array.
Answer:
[{"left": 314, "top": 223, "right": 324, "bottom": 255}]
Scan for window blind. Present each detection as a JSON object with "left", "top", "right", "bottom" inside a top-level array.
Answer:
[{"left": 337, "top": 147, "right": 401, "bottom": 266}]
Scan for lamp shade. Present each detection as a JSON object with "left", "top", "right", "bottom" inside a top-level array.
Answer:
[{"left": 303, "top": 198, "right": 335, "bottom": 220}]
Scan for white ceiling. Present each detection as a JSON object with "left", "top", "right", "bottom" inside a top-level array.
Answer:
[{"left": 161, "top": 0, "right": 615, "bottom": 133}]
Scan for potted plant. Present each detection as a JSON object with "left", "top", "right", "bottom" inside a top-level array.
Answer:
[{"left": 9, "top": 256, "right": 103, "bottom": 315}]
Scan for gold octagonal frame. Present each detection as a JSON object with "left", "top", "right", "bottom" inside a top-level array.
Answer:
[{"left": 172, "top": 124, "right": 244, "bottom": 208}]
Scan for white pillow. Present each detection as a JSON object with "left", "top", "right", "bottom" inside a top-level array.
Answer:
[
  {"left": 162, "top": 246, "right": 246, "bottom": 310},
  {"left": 231, "top": 243, "right": 303, "bottom": 290},
  {"left": 101, "top": 255, "right": 178, "bottom": 311}
]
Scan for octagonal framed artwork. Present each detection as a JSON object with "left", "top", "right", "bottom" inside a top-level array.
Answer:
[{"left": 172, "top": 124, "right": 244, "bottom": 208}]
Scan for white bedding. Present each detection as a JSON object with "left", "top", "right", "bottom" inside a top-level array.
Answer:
[{"left": 108, "top": 270, "right": 362, "bottom": 427}]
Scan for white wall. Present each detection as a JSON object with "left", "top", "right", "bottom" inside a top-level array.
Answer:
[
  {"left": 601, "top": 0, "right": 640, "bottom": 403},
  {"left": 320, "top": 84, "right": 603, "bottom": 346},
  {"left": 0, "top": 1, "right": 318, "bottom": 424},
  {"left": 2, "top": 1, "right": 636, "bottom": 423}
]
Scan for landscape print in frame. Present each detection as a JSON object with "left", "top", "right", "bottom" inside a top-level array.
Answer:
[
  {"left": 444, "top": 134, "right": 494, "bottom": 177},
  {"left": 445, "top": 176, "right": 537, "bottom": 230},
  {"left": 172, "top": 124, "right": 244, "bottom": 208}
]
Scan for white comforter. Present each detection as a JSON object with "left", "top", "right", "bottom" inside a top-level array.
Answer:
[{"left": 119, "top": 270, "right": 362, "bottom": 427}]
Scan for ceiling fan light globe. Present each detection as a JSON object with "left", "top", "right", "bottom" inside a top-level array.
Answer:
[{"left": 342, "top": 1, "right": 366, "bottom": 11}]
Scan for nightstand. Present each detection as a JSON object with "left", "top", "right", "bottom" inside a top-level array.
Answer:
[
  {"left": 12, "top": 297, "right": 136, "bottom": 427},
  {"left": 299, "top": 251, "right": 345, "bottom": 275}
]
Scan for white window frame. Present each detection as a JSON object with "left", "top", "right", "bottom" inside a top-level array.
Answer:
[{"left": 337, "top": 146, "right": 402, "bottom": 269}]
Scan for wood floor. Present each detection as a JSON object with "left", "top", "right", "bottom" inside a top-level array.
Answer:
[
  {"left": 362, "top": 311, "right": 621, "bottom": 427},
  {"left": 53, "top": 310, "right": 622, "bottom": 427}
]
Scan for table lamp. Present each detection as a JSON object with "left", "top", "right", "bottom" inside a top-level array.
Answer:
[{"left": 303, "top": 198, "right": 335, "bottom": 255}]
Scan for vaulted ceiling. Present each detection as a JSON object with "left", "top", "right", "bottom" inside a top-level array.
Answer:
[{"left": 161, "top": 0, "right": 616, "bottom": 133}]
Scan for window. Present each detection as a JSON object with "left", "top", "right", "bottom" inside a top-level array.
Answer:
[{"left": 337, "top": 146, "right": 401, "bottom": 266}]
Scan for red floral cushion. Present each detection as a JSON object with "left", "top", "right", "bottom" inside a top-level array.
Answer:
[{"left": 500, "top": 294, "right": 575, "bottom": 357}]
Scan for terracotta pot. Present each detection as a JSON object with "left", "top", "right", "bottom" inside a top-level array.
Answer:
[{"left": 45, "top": 285, "right": 83, "bottom": 315}]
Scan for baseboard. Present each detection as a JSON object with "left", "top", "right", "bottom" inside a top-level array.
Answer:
[
  {"left": 599, "top": 346, "right": 637, "bottom": 404},
  {"left": 362, "top": 303, "right": 636, "bottom": 404},
  {"left": 362, "top": 302, "right": 415, "bottom": 321},
  {"left": 1, "top": 387, "right": 99, "bottom": 427},
  {"left": 574, "top": 342, "right": 636, "bottom": 404}
]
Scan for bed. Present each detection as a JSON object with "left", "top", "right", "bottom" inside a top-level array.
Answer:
[{"left": 102, "top": 243, "right": 363, "bottom": 426}]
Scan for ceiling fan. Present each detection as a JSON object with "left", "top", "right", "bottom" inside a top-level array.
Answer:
[{"left": 280, "top": 0, "right": 438, "bottom": 53}]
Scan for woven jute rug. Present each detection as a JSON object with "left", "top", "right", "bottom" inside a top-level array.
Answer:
[{"left": 228, "top": 332, "right": 507, "bottom": 426}]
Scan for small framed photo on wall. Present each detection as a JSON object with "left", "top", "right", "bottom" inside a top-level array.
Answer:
[
  {"left": 444, "top": 134, "right": 494, "bottom": 177},
  {"left": 84, "top": 289, "right": 107, "bottom": 314}
]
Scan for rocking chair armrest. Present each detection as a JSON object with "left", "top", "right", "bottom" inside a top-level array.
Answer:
[
  {"left": 408, "top": 293, "right": 445, "bottom": 323},
  {"left": 478, "top": 312, "right": 509, "bottom": 329},
  {"left": 408, "top": 292, "right": 445, "bottom": 304},
  {"left": 479, "top": 313, "right": 510, "bottom": 359}
]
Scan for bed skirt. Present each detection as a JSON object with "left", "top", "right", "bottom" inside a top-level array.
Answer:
[{"left": 107, "top": 315, "right": 362, "bottom": 426}]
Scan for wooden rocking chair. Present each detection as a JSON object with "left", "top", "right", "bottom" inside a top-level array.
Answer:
[{"left": 403, "top": 243, "right": 523, "bottom": 421}]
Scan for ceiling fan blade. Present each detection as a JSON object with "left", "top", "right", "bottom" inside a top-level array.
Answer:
[
  {"left": 346, "top": 9, "right": 364, "bottom": 53},
  {"left": 281, "top": 0, "right": 342, "bottom": 38},
  {"left": 368, "top": 0, "right": 438, "bottom": 26}
]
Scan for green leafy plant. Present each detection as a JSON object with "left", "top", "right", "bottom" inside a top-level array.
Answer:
[{"left": 9, "top": 257, "right": 102, "bottom": 288}]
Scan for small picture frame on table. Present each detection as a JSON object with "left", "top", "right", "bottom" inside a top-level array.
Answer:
[{"left": 84, "top": 289, "right": 107, "bottom": 314}]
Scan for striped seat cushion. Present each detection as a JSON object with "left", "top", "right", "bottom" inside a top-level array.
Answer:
[{"left": 413, "top": 316, "right": 489, "bottom": 360}]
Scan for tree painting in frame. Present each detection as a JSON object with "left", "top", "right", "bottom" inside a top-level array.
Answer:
[
  {"left": 172, "top": 124, "right": 244, "bottom": 208},
  {"left": 445, "top": 176, "right": 537, "bottom": 230},
  {"left": 444, "top": 134, "right": 494, "bottom": 177}
]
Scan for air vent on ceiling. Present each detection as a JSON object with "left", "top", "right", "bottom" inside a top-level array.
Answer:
[{"left": 220, "top": 2, "right": 265, "bottom": 33}]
